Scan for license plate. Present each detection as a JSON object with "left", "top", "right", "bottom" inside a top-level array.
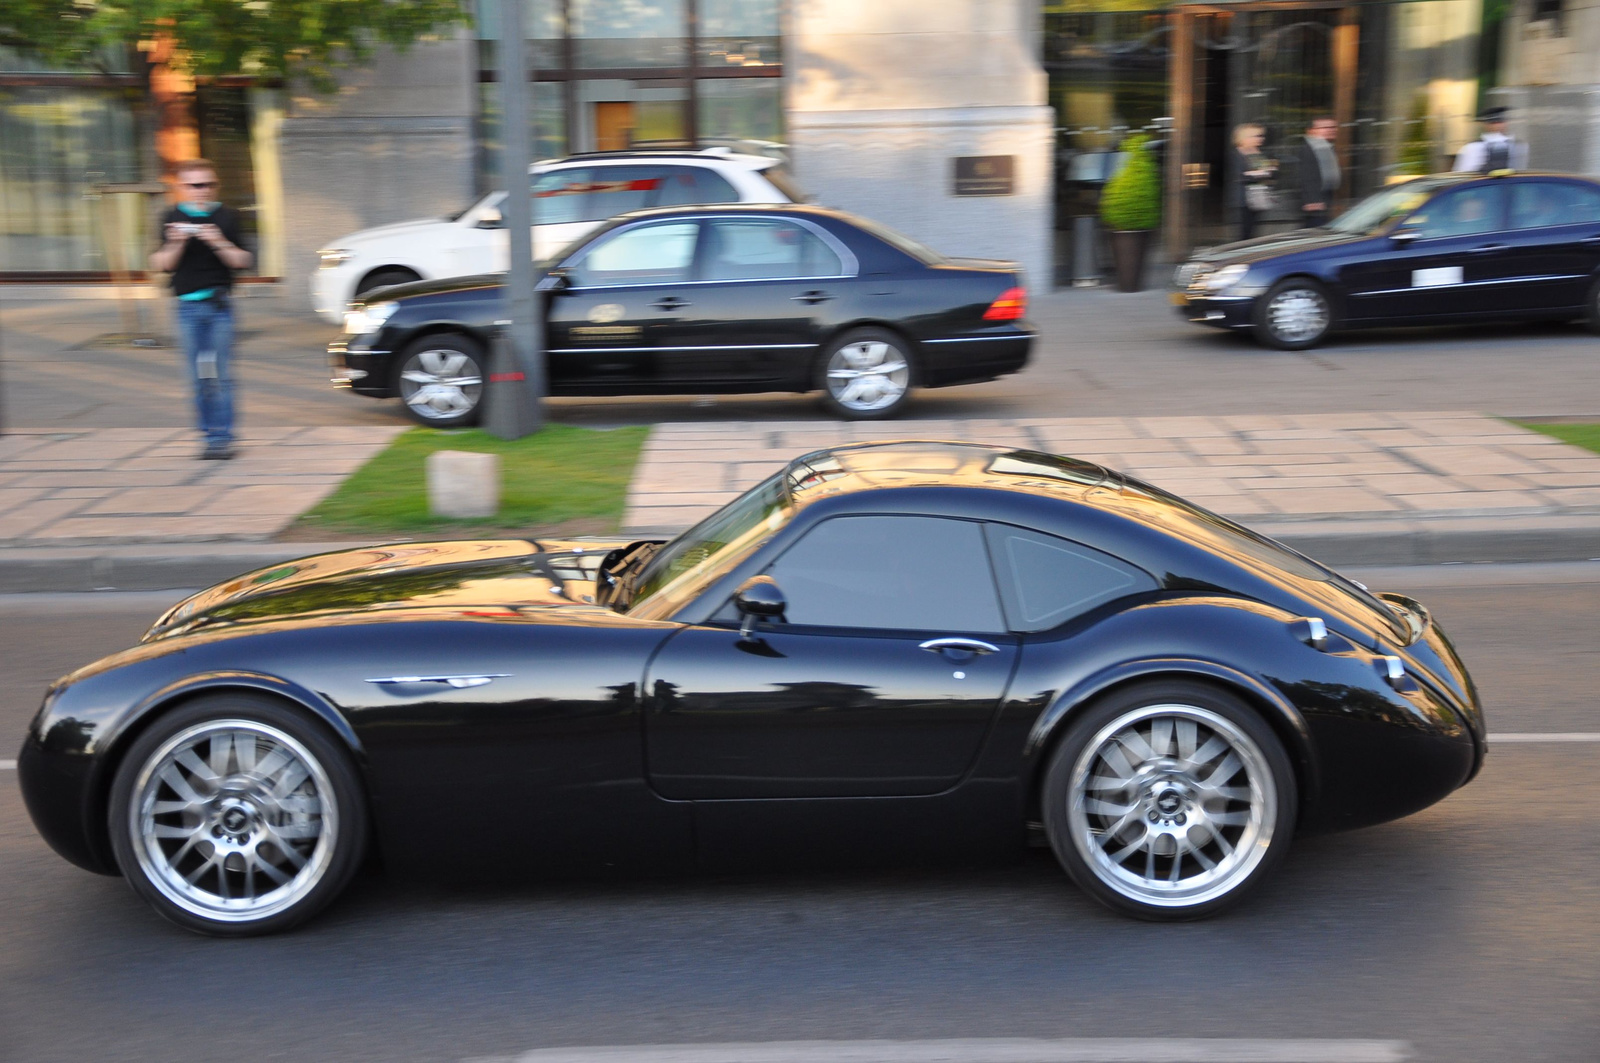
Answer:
[{"left": 1169, "top": 292, "right": 1188, "bottom": 306}]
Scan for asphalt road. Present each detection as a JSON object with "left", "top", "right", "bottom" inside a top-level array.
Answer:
[
  {"left": 1, "top": 563, "right": 1598, "bottom": 1063},
  {"left": 4, "top": 289, "right": 1599, "bottom": 430}
]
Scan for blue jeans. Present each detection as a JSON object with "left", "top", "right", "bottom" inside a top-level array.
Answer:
[{"left": 175, "top": 297, "right": 235, "bottom": 447}]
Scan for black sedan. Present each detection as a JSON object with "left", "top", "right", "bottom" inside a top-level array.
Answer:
[
  {"left": 330, "top": 204, "right": 1032, "bottom": 423},
  {"left": 1173, "top": 171, "right": 1600, "bottom": 348},
  {"left": 19, "top": 441, "right": 1483, "bottom": 935}
]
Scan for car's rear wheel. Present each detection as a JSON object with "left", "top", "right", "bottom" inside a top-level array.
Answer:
[
  {"left": 396, "top": 334, "right": 485, "bottom": 428},
  {"left": 355, "top": 267, "right": 420, "bottom": 298},
  {"left": 1255, "top": 279, "right": 1332, "bottom": 350},
  {"left": 817, "top": 327, "right": 916, "bottom": 419},
  {"left": 108, "top": 695, "right": 367, "bottom": 937},
  {"left": 1042, "top": 680, "right": 1295, "bottom": 920}
]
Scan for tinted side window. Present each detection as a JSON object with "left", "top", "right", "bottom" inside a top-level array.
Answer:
[
  {"left": 582, "top": 167, "right": 665, "bottom": 218},
  {"left": 765, "top": 515, "right": 1005, "bottom": 632},
  {"left": 572, "top": 221, "right": 699, "bottom": 287},
  {"left": 532, "top": 168, "right": 595, "bottom": 226},
  {"left": 1408, "top": 185, "right": 1506, "bottom": 239},
  {"left": 984, "top": 524, "right": 1153, "bottom": 632},
  {"left": 702, "top": 218, "right": 843, "bottom": 281},
  {"left": 1510, "top": 181, "right": 1600, "bottom": 229},
  {"left": 654, "top": 166, "right": 739, "bottom": 206}
]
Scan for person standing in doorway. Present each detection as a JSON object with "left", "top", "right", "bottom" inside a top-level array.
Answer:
[
  {"left": 1232, "top": 123, "right": 1277, "bottom": 241},
  {"left": 149, "top": 159, "right": 252, "bottom": 459},
  {"left": 1453, "top": 106, "right": 1529, "bottom": 173},
  {"left": 1296, "top": 116, "right": 1341, "bottom": 229}
]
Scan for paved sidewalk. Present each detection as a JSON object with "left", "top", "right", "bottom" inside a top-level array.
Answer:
[
  {"left": 622, "top": 411, "right": 1600, "bottom": 537},
  {"left": 0, "top": 425, "right": 404, "bottom": 546}
]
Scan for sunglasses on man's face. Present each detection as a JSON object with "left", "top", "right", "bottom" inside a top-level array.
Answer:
[{"left": 182, "top": 180, "right": 217, "bottom": 189}]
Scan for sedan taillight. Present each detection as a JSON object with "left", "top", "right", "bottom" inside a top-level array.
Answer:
[{"left": 983, "top": 286, "right": 1027, "bottom": 321}]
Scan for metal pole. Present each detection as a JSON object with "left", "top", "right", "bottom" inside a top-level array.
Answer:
[{"left": 487, "top": 0, "right": 545, "bottom": 438}]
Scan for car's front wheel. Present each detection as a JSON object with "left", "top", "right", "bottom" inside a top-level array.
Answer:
[
  {"left": 1042, "top": 681, "right": 1295, "bottom": 920},
  {"left": 817, "top": 327, "right": 916, "bottom": 419},
  {"left": 108, "top": 694, "right": 367, "bottom": 937},
  {"left": 396, "top": 334, "right": 485, "bottom": 428},
  {"left": 1255, "top": 279, "right": 1333, "bottom": 350}
]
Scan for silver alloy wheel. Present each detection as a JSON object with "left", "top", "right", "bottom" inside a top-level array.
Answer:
[
  {"left": 399, "top": 347, "right": 482, "bottom": 421},
  {"left": 128, "top": 719, "right": 339, "bottom": 924},
  {"left": 826, "top": 339, "right": 910, "bottom": 413},
  {"left": 1265, "top": 287, "right": 1329, "bottom": 345},
  {"left": 1066, "top": 704, "right": 1276, "bottom": 908}
]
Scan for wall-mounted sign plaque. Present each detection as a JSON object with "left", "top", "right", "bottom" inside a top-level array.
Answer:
[{"left": 952, "top": 155, "right": 1016, "bottom": 196}]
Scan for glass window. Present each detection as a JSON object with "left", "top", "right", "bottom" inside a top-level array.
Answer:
[
  {"left": 1406, "top": 185, "right": 1507, "bottom": 239},
  {"left": 630, "top": 473, "right": 791, "bottom": 614},
  {"left": 1509, "top": 181, "right": 1600, "bottom": 229},
  {"left": 698, "top": 0, "right": 780, "bottom": 69},
  {"left": 572, "top": 220, "right": 699, "bottom": 286},
  {"left": 764, "top": 516, "right": 1005, "bottom": 633},
  {"left": 477, "top": 80, "right": 567, "bottom": 197},
  {"left": 984, "top": 525, "right": 1152, "bottom": 633},
  {"left": 698, "top": 78, "right": 784, "bottom": 148},
  {"left": 571, "top": 0, "right": 687, "bottom": 68},
  {"left": 1326, "top": 178, "right": 1453, "bottom": 235},
  {"left": 654, "top": 166, "right": 738, "bottom": 206},
  {"left": 702, "top": 218, "right": 842, "bottom": 281},
  {"left": 532, "top": 167, "right": 595, "bottom": 225}
]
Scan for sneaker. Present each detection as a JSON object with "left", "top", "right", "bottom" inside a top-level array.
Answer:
[{"left": 200, "top": 443, "right": 236, "bottom": 460}]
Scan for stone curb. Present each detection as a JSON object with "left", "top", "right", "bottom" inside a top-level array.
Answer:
[{"left": 0, "top": 515, "right": 1597, "bottom": 593}]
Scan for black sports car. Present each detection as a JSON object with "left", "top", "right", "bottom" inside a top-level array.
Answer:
[
  {"left": 330, "top": 204, "right": 1033, "bottom": 423},
  {"left": 18, "top": 442, "right": 1484, "bottom": 935},
  {"left": 1173, "top": 171, "right": 1600, "bottom": 349}
]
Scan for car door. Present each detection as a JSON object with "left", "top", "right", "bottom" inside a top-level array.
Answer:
[
  {"left": 656, "top": 215, "right": 852, "bottom": 388},
  {"left": 1499, "top": 179, "right": 1600, "bottom": 312},
  {"left": 1341, "top": 183, "right": 1510, "bottom": 321},
  {"left": 545, "top": 218, "right": 702, "bottom": 389},
  {"left": 641, "top": 514, "right": 1019, "bottom": 800}
]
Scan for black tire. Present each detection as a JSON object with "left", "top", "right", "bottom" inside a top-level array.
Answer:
[
  {"left": 1041, "top": 680, "right": 1296, "bottom": 921},
  {"left": 108, "top": 693, "right": 368, "bottom": 937},
  {"left": 395, "top": 333, "right": 485, "bottom": 428},
  {"left": 1585, "top": 276, "right": 1600, "bottom": 335},
  {"left": 816, "top": 326, "right": 917, "bottom": 419},
  {"left": 1253, "top": 278, "right": 1333, "bottom": 350},
  {"left": 355, "top": 267, "right": 421, "bottom": 298}
]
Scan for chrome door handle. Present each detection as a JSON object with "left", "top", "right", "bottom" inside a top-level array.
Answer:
[
  {"left": 366, "top": 674, "right": 510, "bottom": 689},
  {"left": 919, "top": 637, "right": 1000, "bottom": 657},
  {"left": 651, "top": 297, "right": 690, "bottom": 310},
  {"left": 792, "top": 290, "right": 833, "bottom": 304}
]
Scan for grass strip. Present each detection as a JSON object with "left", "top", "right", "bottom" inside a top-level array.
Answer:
[
  {"left": 289, "top": 424, "right": 649, "bottom": 540},
  {"left": 1515, "top": 421, "right": 1600, "bottom": 456}
]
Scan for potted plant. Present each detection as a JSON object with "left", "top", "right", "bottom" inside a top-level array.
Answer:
[{"left": 1099, "top": 134, "right": 1162, "bottom": 293}]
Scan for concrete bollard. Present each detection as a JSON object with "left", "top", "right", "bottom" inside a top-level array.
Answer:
[{"left": 427, "top": 449, "right": 500, "bottom": 519}]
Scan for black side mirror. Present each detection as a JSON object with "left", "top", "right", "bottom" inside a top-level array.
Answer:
[
  {"left": 1391, "top": 227, "right": 1421, "bottom": 245},
  {"left": 536, "top": 268, "right": 572, "bottom": 294},
  {"left": 733, "top": 575, "right": 786, "bottom": 639}
]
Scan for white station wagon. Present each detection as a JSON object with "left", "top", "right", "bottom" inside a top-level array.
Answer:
[{"left": 310, "top": 148, "right": 802, "bottom": 324}]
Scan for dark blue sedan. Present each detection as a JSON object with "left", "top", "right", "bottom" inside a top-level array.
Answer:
[{"left": 1173, "top": 171, "right": 1600, "bottom": 349}]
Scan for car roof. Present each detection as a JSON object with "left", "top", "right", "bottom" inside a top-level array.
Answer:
[
  {"left": 592, "top": 202, "right": 852, "bottom": 225},
  {"left": 781, "top": 442, "right": 1111, "bottom": 508},
  {"left": 530, "top": 148, "right": 779, "bottom": 172}
]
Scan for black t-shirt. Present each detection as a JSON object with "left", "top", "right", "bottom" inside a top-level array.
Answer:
[{"left": 159, "top": 205, "right": 247, "bottom": 297}]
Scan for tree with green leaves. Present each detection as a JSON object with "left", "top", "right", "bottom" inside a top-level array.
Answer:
[{"left": 1, "top": 0, "right": 468, "bottom": 89}]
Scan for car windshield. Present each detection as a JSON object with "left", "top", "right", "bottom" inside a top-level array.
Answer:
[
  {"left": 1325, "top": 178, "right": 1455, "bottom": 235},
  {"left": 626, "top": 473, "right": 793, "bottom": 615}
]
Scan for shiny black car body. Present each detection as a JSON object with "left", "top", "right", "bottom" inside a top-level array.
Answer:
[
  {"left": 331, "top": 204, "right": 1032, "bottom": 423},
  {"left": 1174, "top": 171, "right": 1600, "bottom": 349},
  {"left": 19, "top": 442, "right": 1484, "bottom": 934}
]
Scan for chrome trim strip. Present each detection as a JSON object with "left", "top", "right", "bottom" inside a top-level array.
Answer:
[
  {"left": 1350, "top": 274, "right": 1587, "bottom": 298},
  {"left": 548, "top": 343, "right": 817, "bottom": 353},
  {"left": 922, "top": 335, "right": 1031, "bottom": 344},
  {"left": 366, "top": 674, "right": 511, "bottom": 689}
]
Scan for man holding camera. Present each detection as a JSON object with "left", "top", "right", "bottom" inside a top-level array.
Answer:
[{"left": 150, "top": 158, "right": 253, "bottom": 459}]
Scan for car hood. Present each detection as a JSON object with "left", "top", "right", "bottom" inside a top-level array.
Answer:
[
  {"left": 1193, "top": 227, "right": 1372, "bottom": 266},
  {"left": 355, "top": 273, "right": 505, "bottom": 307},
  {"left": 331, "top": 217, "right": 457, "bottom": 250},
  {"left": 144, "top": 538, "right": 639, "bottom": 641}
]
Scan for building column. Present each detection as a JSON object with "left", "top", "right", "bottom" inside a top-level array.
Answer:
[{"left": 785, "top": 0, "right": 1054, "bottom": 287}]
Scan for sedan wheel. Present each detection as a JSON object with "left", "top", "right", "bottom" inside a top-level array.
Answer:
[
  {"left": 397, "top": 338, "right": 484, "bottom": 428},
  {"left": 1043, "top": 682, "right": 1295, "bottom": 919},
  {"left": 819, "top": 328, "right": 915, "bottom": 419},
  {"left": 1256, "top": 281, "right": 1332, "bottom": 350},
  {"left": 109, "top": 696, "right": 366, "bottom": 936}
]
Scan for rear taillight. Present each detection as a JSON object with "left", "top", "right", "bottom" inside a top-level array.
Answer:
[{"left": 983, "top": 286, "right": 1027, "bottom": 321}]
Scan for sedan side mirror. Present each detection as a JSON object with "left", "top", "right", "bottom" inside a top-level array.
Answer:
[
  {"left": 476, "top": 206, "right": 504, "bottom": 229},
  {"left": 536, "top": 268, "right": 572, "bottom": 294},
  {"left": 734, "top": 575, "right": 787, "bottom": 638},
  {"left": 1390, "top": 227, "right": 1421, "bottom": 245}
]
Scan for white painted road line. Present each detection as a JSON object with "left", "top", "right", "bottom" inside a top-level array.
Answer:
[
  {"left": 471, "top": 1038, "right": 1413, "bottom": 1063},
  {"left": 0, "top": 760, "right": 14, "bottom": 771},
  {"left": 1489, "top": 732, "right": 1600, "bottom": 743}
]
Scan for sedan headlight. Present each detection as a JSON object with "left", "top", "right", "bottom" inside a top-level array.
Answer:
[
  {"left": 1202, "top": 263, "right": 1250, "bottom": 292},
  {"left": 318, "top": 248, "right": 354, "bottom": 268},
  {"left": 1173, "top": 261, "right": 1204, "bottom": 288},
  {"left": 344, "top": 301, "right": 398, "bottom": 335}
]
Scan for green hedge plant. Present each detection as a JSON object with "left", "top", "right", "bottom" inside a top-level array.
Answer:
[{"left": 1100, "top": 134, "right": 1162, "bottom": 232}]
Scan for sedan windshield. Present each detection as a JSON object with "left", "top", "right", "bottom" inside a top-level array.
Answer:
[
  {"left": 627, "top": 473, "right": 792, "bottom": 615},
  {"left": 1325, "top": 177, "right": 1455, "bottom": 235}
]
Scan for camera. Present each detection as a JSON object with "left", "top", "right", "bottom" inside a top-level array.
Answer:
[{"left": 172, "top": 222, "right": 203, "bottom": 237}]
